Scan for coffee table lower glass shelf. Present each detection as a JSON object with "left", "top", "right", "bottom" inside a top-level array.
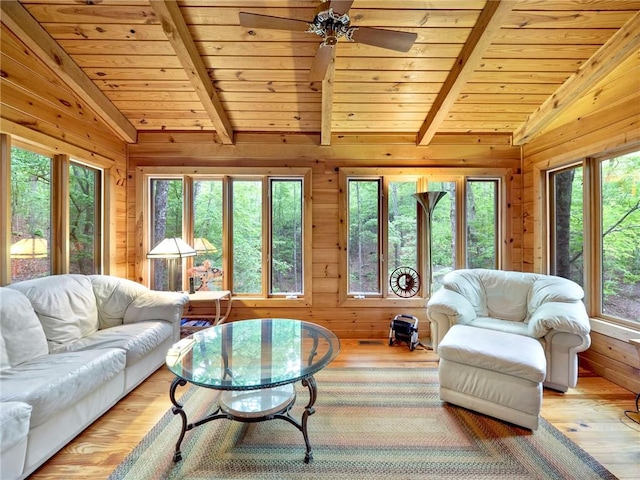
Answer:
[{"left": 166, "top": 318, "right": 340, "bottom": 464}]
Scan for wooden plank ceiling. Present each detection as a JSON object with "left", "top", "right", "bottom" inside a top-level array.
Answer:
[{"left": 5, "top": 0, "right": 640, "bottom": 145}]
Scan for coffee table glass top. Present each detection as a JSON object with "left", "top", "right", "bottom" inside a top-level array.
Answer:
[{"left": 166, "top": 318, "right": 340, "bottom": 390}]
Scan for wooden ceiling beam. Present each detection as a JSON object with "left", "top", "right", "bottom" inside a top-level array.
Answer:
[
  {"left": 150, "top": 1, "right": 234, "bottom": 144},
  {"left": 0, "top": 0, "right": 137, "bottom": 143},
  {"left": 513, "top": 11, "right": 640, "bottom": 146},
  {"left": 320, "top": 57, "right": 336, "bottom": 146},
  {"left": 416, "top": 0, "right": 516, "bottom": 146}
]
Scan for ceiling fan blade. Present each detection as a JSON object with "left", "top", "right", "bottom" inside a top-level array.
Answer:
[
  {"left": 328, "top": 1, "right": 354, "bottom": 13},
  {"left": 239, "top": 12, "right": 310, "bottom": 32},
  {"left": 351, "top": 26, "right": 417, "bottom": 52},
  {"left": 309, "top": 43, "right": 335, "bottom": 81}
]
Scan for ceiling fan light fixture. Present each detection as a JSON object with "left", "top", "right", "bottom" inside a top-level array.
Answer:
[{"left": 307, "top": 7, "right": 357, "bottom": 43}]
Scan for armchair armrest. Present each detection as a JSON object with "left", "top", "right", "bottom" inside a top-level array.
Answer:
[
  {"left": 124, "top": 291, "right": 189, "bottom": 325},
  {"left": 427, "top": 288, "right": 477, "bottom": 325},
  {"left": 427, "top": 288, "right": 477, "bottom": 351},
  {"left": 527, "top": 301, "right": 590, "bottom": 338}
]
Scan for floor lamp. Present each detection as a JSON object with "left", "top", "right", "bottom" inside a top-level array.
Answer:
[
  {"left": 146, "top": 237, "right": 196, "bottom": 291},
  {"left": 413, "top": 191, "right": 447, "bottom": 297}
]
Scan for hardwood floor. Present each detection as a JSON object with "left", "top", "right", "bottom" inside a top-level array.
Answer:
[{"left": 29, "top": 339, "right": 640, "bottom": 479}]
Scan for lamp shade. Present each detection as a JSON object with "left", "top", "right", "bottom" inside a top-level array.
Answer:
[
  {"left": 146, "top": 237, "right": 196, "bottom": 259},
  {"left": 10, "top": 238, "right": 48, "bottom": 258},
  {"left": 193, "top": 237, "right": 217, "bottom": 254},
  {"left": 413, "top": 191, "right": 447, "bottom": 215}
]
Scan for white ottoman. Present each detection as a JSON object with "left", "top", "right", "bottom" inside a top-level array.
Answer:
[{"left": 438, "top": 325, "right": 546, "bottom": 430}]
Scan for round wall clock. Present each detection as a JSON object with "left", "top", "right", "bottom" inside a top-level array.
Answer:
[{"left": 389, "top": 266, "right": 420, "bottom": 297}]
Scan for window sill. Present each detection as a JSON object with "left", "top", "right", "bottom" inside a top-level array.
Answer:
[
  {"left": 589, "top": 317, "right": 640, "bottom": 342},
  {"left": 341, "top": 297, "right": 427, "bottom": 308},
  {"left": 233, "top": 297, "right": 311, "bottom": 308}
]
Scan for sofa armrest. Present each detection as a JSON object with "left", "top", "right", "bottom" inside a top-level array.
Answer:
[
  {"left": 527, "top": 301, "right": 590, "bottom": 338},
  {"left": 123, "top": 291, "right": 189, "bottom": 325}
]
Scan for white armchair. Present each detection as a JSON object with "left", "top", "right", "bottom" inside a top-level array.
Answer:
[{"left": 427, "top": 269, "right": 591, "bottom": 392}]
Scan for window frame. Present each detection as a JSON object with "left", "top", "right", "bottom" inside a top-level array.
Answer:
[
  {"left": 339, "top": 167, "right": 509, "bottom": 307},
  {"left": 544, "top": 147, "right": 640, "bottom": 330},
  {"left": 2, "top": 136, "right": 106, "bottom": 284},
  {"left": 465, "top": 177, "right": 501, "bottom": 270},
  {"left": 137, "top": 166, "right": 312, "bottom": 305}
]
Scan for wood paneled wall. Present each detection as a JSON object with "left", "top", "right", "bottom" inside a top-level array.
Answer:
[
  {"left": 0, "top": 24, "right": 129, "bottom": 277},
  {"left": 522, "top": 49, "right": 640, "bottom": 393},
  {"left": 129, "top": 132, "right": 521, "bottom": 339}
]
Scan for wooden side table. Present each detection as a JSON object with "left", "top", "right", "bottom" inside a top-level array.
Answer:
[{"left": 182, "top": 290, "right": 232, "bottom": 334}]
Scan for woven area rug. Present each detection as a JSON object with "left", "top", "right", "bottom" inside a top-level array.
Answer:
[{"left": 109, "top": 368, "right": 616, "bottom": 480}]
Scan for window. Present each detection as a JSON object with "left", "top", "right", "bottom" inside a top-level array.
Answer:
[
  {"left": 10, "top": 147, "right": 51, "bottom": 282},
  {"left": 69, "top": 162, "right": 102, "bottom": 275},
  {"left": 387, "top": 180, "right": 419, "bottom": 293},
  {"left": 599, "top": 152, "right": 640, "bottom": 322},
  {"left": 348, "top": 179, "right": 381, "bottom": 294},
  {"left": 466, "top": 179, "right": 499, "bottom": 269},
  {"left": 340, "top": 169, "right": 505, "bottom": 301},
  {"left": 428, "top": 180, "right": 457, "bottom": 292},
  {"left": 8, "top": 145, "right": 104, "bottom": 282},
  {"left": 232, "top": 179, "right": 263, "bottom": 294},
  {"left": 149, "top": 178, "right": 183, "bottom": 291},
  {"left": 144, "top": 168, "right": 311, "bottom": 299},
  {"left": 193, "top": 179, "right": 223, "bottom": 291},
  {"left": 547, "top": 150, "right": 640, "bottom": 325},
  {"left": 270, "top": 178, "right": 303, "bottom": 295},
  {"left": 549, "top": 164, "right": 584, "bottom": 286}
]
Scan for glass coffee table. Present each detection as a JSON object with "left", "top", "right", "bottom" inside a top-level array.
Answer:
[{"left": 165, "top": 318, "right": 340, "bottom": 463}]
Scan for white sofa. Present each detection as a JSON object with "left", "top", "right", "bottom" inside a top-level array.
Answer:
[
  {"left": 0, "top": 274, "right": 189, "bottom": 480},
  {"left": 427, "top": 269, "right": 591, "bottom": 392}
]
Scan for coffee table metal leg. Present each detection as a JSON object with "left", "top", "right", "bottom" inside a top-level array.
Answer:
[
  {"left": 301, "top": 375, "right": 317, "bottom": 463},
  {"left": 169, "top": 377, "right": 188, "bottom": 462}
]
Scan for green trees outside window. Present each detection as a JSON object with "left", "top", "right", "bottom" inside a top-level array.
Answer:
[
  {"left": 348, "top": 179, "right": 380, "bottom": 294},
  {"left": 232, "top": 179, "right": 263, "bottom": 294},
  {"left": 344, "top": 172, "right": 501, "bottom": 299},
  {"left": 270, "top": 179, "right": 303, "bottom": 295},
  {"left": 466, "top": 179, "right": 498, "bottom": 270},
  {"left": 550, "top": 165, "right": 584, "bottom": 286},
  {"left": 428, "top": 181, "right": 457, "bottom": 292},
  {"left": 387, "top": 180, "right": 419, "bottom": 294},
  {"left": 600, "top": 153, "right": 640, "bottom": 321},
  {"left": 150, "top": 178, "right": 183, "bottom": 291},
  {"left": 10, "top": 147, "right": 51, "bottom": 282},
  {"left": 10, "top": 146, "right": 103, "bottom": 282},
  {"left": 549, "top": 151, "right": 640, "bottom": 323},
  {"left": 69, "top": 163, "right": 101, "bottom": 275},
  {"left": 148, "top": 172, "right": 307, "bottom": 297}
]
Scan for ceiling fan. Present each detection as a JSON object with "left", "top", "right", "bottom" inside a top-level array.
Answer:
[{"left": 239, "top": 1, "right": 417, "bottom": 81}]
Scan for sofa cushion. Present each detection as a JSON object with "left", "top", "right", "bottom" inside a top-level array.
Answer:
[
  {"left": 7, "top": 275, "right": 99, "bottom": 352},
  {"left": 0, "top": 401, "right": 32, "bottom": 451},
  {"left": 54, "top": 321, "right": 173, "bottom": 367},
  {"left": 89, "top": 275, "right": 149, "bottom": 329},
  {"left": 0, "top": 288, "right": 48, "bottom": 370},
  {"left": 468, "top": 316, "right": 530, "bottom": 337},
  {"left": 0, "top": 349, "right": 126, "bottom": 428}
]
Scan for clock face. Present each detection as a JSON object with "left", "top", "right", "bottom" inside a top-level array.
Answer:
[{"left": 389, "top": 267, "right": 420, "bottom": 297}]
